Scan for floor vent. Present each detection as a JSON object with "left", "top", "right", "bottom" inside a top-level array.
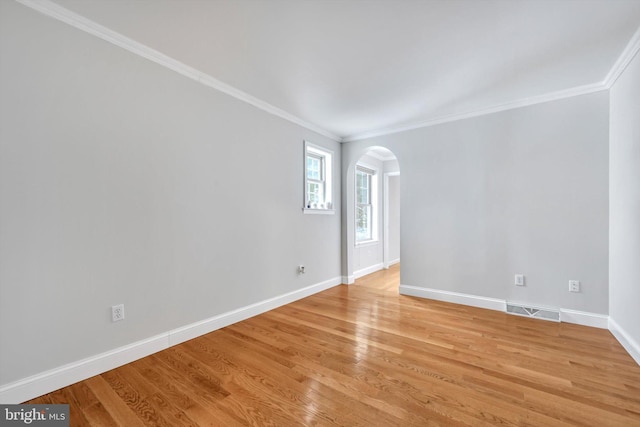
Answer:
[{"left": 506, "top": 303, "right": 560, "bottom": 322}]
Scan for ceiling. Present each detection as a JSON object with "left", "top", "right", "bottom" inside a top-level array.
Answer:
[{"left": 41, "top": 0, "right": 640, "bottom": 141}]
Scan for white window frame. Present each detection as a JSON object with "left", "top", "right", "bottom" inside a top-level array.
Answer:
[
  {"left": 355, "top": 164, "right": 378, "bottom": 243},
  {"left": 304, "top": 141, "right": 334, "bottom": 214}
]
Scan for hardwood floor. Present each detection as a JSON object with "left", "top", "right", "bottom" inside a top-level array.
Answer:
[
  {"left": 28, "top": 264, "right": 640, "bottom": 426},
  {"left": 353, "top": 263, "right": 401, "bottom": 292}
]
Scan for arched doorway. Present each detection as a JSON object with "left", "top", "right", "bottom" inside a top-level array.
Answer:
[{"left": 343, "top": 146, "right": 400, "bottom": 286}]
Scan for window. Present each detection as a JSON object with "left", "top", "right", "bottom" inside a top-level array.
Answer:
[
  {"left": 306, "top": 153, "right": 324, "bottom": 205},
  {"left": 304, "top": 141, "right": 333, "bottom": 214},
  {"left": 356, "top": 165, "right": 377, "bottom": 242}
]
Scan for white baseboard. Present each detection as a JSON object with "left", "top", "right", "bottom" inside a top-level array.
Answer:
[
  {"left": 609, "top": 317, "right": 640, "bottom": 366},
  {"left": 0, "top": 277, "right": 342, "bottom": 404},
  {"left": 560, "top": 308, "right": 608, "bottom": 329},
  {"left": 169, "top": 276, "right": 341, "bottom": 346},
  {"left": 399, "top": 285, "right": 610, "bottom": 329},
  {"left": 342, "top": 275, "right": 355, "bottom": 285},
  {"left": 399, "top": 284, "right": 506, "bottom": 312},
  {"left": 0, "top": 333, "right": 169, "bottom": 405},
  {"left": 382, "top": 258, "right": 400, "bottom": 269},
  {"left": 354, "top": 263, "right": 384, "bottom": 279},
  {"left": 401, "top": 285, "right": 638, "bottom": 367}
]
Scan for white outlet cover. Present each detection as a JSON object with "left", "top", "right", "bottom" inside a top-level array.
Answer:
[
  {"left": 568, "top": 280, "right": 580, "bottom": 292},
  {"left": 112, "top": 304, "right": 125, "bottom": 322},
  {"left": 515, "top": 274, "right": 525, "bottom": 286}
]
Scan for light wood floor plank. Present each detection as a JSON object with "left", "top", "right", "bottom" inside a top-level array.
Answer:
[{"left": 27, "top": 264, "right": 640, "bottom": 426}]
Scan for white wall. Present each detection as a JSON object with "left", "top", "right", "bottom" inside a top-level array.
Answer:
[
  {"left": 609, "top": 50, "right": 640, "bottom": 363},
  {"left": 384, "top": 160, "right": 401, "bottom": 267},
  {"left": 387, "top": 175, "right": 401, "bottom": 264},
  {"left": 0, "top": 1, "right": 341, "bottom": 391},
  {"left": 343, "top": 91, "right": 609, "bottom": 315}
]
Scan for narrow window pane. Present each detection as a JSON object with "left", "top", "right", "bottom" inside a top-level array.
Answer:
[
  {"left": 308, "top": 182, "right": 318, "bottom": 203},
  {"left": 356, "top": 170, "right": 369, "bottom": 205},
  {"left": 307, "top": 155, "right": 321, "bottom": 180},
  {"left": 356, "top": 205, "right": 372, "bottom": 241},
  {"left": 307, "top": 181, "right": 324, "bottom": 206},
  {"left": 356, "top": 167, "right": 373, "bottom": 241},
  {"left": 357, "top": 172, "right": 369, "bottom": 201}
]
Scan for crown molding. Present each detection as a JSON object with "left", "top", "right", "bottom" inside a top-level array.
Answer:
[
  {"left": 604, "top": 25, "right": 640, "bottom": 89},
  {"left": 342, "top": 82, "right": 606, "bottom": 142},
  {"left": 15, "top": 1, "right": 640, "bottom": 144},
  {"left": 15, "top": 0, "right": 342, "bottom": 142},
  {"left": 342, "top": 23, "right": 640, "bottom": 143}
]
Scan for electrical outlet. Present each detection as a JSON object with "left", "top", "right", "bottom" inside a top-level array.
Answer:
[
  {"left": 298, "top": 265, "right": 305, "bottom": 274},
  {"left": 568, "top": 280, "right": 580, "bottom": 293},
  {"left": 112, "top": 304, "right": 125, "bottom": 322},
  {"left": 514, "top": 274, "right": 525, "bottom": 286}
]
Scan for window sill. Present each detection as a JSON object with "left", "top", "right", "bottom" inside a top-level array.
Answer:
[
  {"left": 303, "top": 208, "right": 335, "bottom": 215},
  {"left": 356, "top": 239, "right": 379, "bottom": 247}
]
